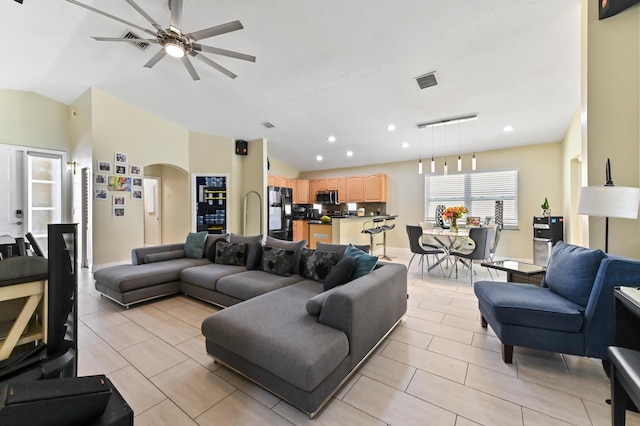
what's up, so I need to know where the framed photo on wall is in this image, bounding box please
[113,195,126,206]
[95,189,108,200]
[132,177,143,187]
[113,207,125,217]
[130,165,141,175]
[97,161,112,173]
[115,164,127,175]
[132,190,143,200]
[115,152,127,163]
[94,174,107,185]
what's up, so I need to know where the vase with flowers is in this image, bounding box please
[442,206,468,232]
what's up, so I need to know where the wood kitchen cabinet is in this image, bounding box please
[363,173,387,202]
[293,220,304,241]
[337,177,347,203]
[309,180,317,202]
[296,179,310,204]
[267,175,276,186]
[326,178,338,190]
[316,179,327,192]
[275,175,288,188]
[346,176,364,202]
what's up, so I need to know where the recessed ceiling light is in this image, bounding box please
[386,124,396,132]
[401,142,410,148]
[316,155,323,161]
[327,136,336,143]
[346,151,354,157]
[503,125,515,132]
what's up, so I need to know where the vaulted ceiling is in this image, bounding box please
[2,0,581,171]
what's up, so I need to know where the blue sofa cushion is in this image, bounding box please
[474,281,585,332]
[544,241,606,306]
[344,244,377,280]
[184,231,208,259]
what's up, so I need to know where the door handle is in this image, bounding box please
[13,222,22,225]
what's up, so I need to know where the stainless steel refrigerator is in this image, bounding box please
[267,186,293,241]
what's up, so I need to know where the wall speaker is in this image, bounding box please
[235,140,248,156]
[600,0,640,19]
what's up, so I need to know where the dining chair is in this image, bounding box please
[484,224,502,278]
[449,227,494,285]
[406,225,446,278]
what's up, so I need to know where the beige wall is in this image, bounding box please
[582,0,640,257]
[268,156,300,178]
[241,139,268,236]
[299,143,563,260]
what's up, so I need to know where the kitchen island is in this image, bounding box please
[330,215,395,249]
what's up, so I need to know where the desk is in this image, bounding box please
[610,287,640,425]
[422,228,474,272]
[481,260,546,285]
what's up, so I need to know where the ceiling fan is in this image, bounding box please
[66,0,256,80]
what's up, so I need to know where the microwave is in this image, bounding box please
[316,190,339,204]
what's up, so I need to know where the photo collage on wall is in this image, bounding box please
[94,152,143,218]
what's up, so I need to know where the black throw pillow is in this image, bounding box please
[261,246,296,277]
[207,237,231,262]
[299,248,339,283]
[323,256,356,291]
[214,241,247,266]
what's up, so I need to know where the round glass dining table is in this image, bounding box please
[422,227,476,273]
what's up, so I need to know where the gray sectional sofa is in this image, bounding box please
[93,235,408,418]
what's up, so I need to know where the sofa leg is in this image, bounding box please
[480,315,487,328]
[502,344,513,364]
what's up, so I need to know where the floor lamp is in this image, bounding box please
[576,159,640,253]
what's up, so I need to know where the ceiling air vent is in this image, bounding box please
[122,31,150,51]
[261,122,275,129]
[415,72,438,90]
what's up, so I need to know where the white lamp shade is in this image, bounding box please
[577,186,640,219]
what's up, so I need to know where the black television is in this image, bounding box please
[599,0,640,19]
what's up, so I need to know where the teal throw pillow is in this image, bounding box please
[184,231,208,259]
[344,244,377,280]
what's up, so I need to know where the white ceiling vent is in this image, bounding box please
[122,31,150,51]
[262,122,275,129]
[415,72,438,90]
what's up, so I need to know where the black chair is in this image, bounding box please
[450,227,494,285]
[406,225,445,278]
[25,233,44,257]
[362,218,384,255]
[377,215,397,260]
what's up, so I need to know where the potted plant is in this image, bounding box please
[541,197,551,216]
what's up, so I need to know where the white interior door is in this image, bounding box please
[0,148,24,238]
[144,177,162,246]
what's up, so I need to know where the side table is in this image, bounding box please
[480,260,546,285]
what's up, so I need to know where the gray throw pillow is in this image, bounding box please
[214,241,247,266]
[323,256,355,290]
[300,248,339,283]
[184,231,208,259]
[143,250,185,264]
[265,236,306,274]
[230,233,263,269]
[316,242,371,259]
[261,246,296,277]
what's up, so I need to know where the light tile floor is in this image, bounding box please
[76,249,640,425]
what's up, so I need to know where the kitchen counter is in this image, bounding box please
[330,215,397,247]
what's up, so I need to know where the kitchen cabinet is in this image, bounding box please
[364,174,387,202]
[267,175,276,187]
[293,220,304,241]
[309,223,332,249]
[296,179,310,204]
[275,175,288,188]
[337,177,347,203]
[327,178,338,190]
[316,179,327,192]
[346,176,364,202]
[309,180,317,203]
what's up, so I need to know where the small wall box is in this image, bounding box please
[235,140,248,156]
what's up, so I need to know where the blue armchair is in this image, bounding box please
[474,241,640,363]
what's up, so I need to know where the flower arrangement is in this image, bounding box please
[442,206,468,220]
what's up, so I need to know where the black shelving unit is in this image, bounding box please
[195,176,227,234]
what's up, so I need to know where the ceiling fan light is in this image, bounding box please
[165,41,185,58]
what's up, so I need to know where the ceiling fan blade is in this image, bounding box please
[170,0,183,32]
[93,37,159,44]
[181,56,200,81]
[187,21,243,42]
[144,49,167,68]
[125,0,163,31]
[193,44,256,62]
[190,51,237,79]
[65,0,156,37]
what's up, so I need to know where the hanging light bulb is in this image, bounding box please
[472,153,477,171]
[418,159,423,174]
[457,155,462,172]
[444,159,448,176]
[457,122,462,171]
[418,128,423,174]
[431,156,435,173]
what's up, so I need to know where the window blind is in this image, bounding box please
[425,169,519,228]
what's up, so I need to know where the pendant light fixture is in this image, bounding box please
[472,119,477,171]
[418,128,423,174]
[457,122,462,172]
[430,126,435,173]
[443,126,448,176]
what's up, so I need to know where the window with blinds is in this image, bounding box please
[425,169,519,228]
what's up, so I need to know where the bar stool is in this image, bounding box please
[377,215,397,260]
[362,218,384,256]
